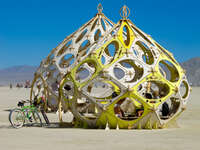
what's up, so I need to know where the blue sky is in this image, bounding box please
[0,0,200,69]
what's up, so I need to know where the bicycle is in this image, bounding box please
[9,99,42,128]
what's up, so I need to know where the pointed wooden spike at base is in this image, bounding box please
[116,123,119,130]
[105,122,110,131]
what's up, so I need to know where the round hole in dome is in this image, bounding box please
[114,67,125,80]
[85,80,117,99]
[76,29,88,43]
[76,68,90,81]
[120,61,132,69]
[158,97,181,120]
[123,25,130,46]
[31,77,46,99]
[104,41,119,57]
[49,65,56,71]
[117,59,144,83]
[135,41,154,65]
[94,29,102,41]
[180,80,189,99]
[75,96,99,120]
[59,54,75,68]
[138,81,170,100]
[57,40,72,57]
[91,19,98,31]
[75,62,96,83]
[101,55,106,65]
[114,98,144,121]
[63,81,74,100]
[159,60,179,82]
[79,40,90,53]
[101,18,106,31]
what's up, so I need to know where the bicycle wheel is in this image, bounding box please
[9,108,25,129]
[32,111,42,127]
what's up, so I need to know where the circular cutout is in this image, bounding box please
[101,18,106,31]
[63,81,74,100]
[104,41,119,57]
[76,29,88,43]
[135,41,154,65]
[159,60,179,82]
[87,81,114,99]
[114,98,144,121]
[59,54,75,68]
[31,77,46,100]
[91,19,98,31]
[114,59,144,83]
[84,79,120,100]
[75,62,96,83]
[158,97,181,120]
[76,68,90,81]
[75,95,100,120]
[179,80,189,99]
[79,40,90,51]
[101,55,106,65]
[114,67,125,80]
[94,29,102,41]
[78,40,91,57]
[123,25,130,46]
[57,40,72,57]
[138,81,170,100]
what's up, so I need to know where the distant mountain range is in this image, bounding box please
[0,65,37,86]
[181,57,200,86]
[0,57,199,86]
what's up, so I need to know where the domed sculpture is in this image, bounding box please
[31,4,191,129]
[30,4,115,111]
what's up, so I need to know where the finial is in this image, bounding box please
[97,3,103,14]
[120,5,130,19]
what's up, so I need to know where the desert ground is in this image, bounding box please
[0,86,200,150]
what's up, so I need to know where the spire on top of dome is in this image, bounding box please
[120,5,130,19]
[97,3,103,14]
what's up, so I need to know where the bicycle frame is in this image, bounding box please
[20,105,38,120]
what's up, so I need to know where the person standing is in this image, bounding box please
[9,83,12,89]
